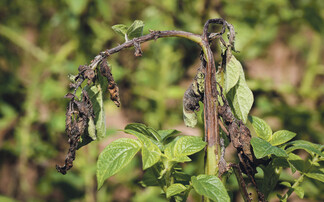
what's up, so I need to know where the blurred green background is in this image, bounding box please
[0,0,323,201]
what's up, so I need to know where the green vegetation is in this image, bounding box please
[0,0,323,201]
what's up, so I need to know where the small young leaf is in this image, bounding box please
[125,129,161,170]
[127,20,144,39]
[225,55,240,93]
[173,136,206,157]
[191,175,230,202]
[248,116,272,141]
[166,183,187,198]
[97,138,141,189]
[125,123,161,142]
[164,138,192,163]
[112,24,128,36]
[270,130,296,146]
[251,137,288,159]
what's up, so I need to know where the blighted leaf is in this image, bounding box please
[183,109,197,128]
[87,117,96,140]
[248,116,272,141]
[127,20,144,39]
[97,138,141,189]
[270,130,296,146]
[251,137,288,159]
[112,24,128,37]
[191,175,230,202]
[125,129,161,169]
[166,183,187,198]
[225,55,240,93]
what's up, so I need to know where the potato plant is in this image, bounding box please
[57,19,324,202]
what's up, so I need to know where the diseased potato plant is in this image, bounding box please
[57,19,324,201]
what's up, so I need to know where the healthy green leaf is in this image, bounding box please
[127,20,144,39]
[305,171,324,182]
[231,73,254,124]
[111,24,128,36]
[174,136,206,157]
[288,153,305,173]
[294,186,304,199]
[141,168,160,187]
[270,130,296,146]
[164,138,192,163]
[280,181,291,187]
[251,137,288,159]
[166,183,187,198]
[284,140,324,157]
[225,55,240,93]
[125,129,161,169]
[85,84,106,140]
[158,129,181,142]
[260,163,280,198]
[191,175,230,202]
[97,138,141,189]
[125,123,161,142]
[248,116,272,141]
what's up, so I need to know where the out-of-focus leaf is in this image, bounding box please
[191,175,230,202]
[294,186,304,199]
[158,129,181,143]
[284,140,324,157]
[97,138,141,189]
[251,137,288,159]
[248,116,272,141]
[270,130,296,146]
[125,129,161,170]
[305,171,324,183]
[66,0,88,15]
[166,183,187,198]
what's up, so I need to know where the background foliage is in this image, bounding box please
[0,0,323,201]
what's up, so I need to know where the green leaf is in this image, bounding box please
[174,136,206,157]
[127,20,144,39]
[248,116,272,141]
[288,153,305,173]
[85,84,106,140]
[111,24,128,36]
[294,186,304,199]
[97,138,141,189]
[125,129,161,170]
[259,163,280,198]
[164,138,191,163]
[284,140,324,157]
[125,123,161,142]
[251,137,288,159]
[305,171,324,183]
[270,130,296,146]
[158,129,181,143]
[141,168,160,187]
[191,175,230,202]
[225,55,240,93]
[231,71,254,124]
[166,183,187,198]
[280,181,291,187]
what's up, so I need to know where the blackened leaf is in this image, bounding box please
[97,138,141,189]
[191,175,230,202]
[127,20,144,39]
